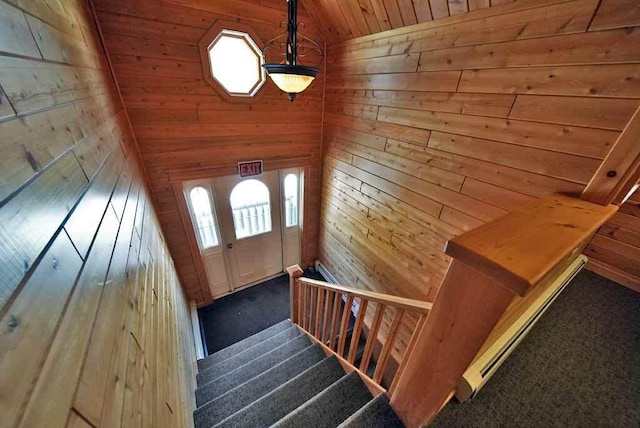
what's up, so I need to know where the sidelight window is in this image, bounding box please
[284,174,298,227]
[189,186,219,249]
[230,179,272,239]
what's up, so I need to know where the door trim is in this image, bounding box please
[175,161,311,306]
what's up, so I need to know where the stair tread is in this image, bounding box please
[196,334,312,403]
[193,344,326,426]
[272,371,373,428]
[338,393,404,428]
[197,326,301,381]
[212,355,345,428]
[197,319,292,371]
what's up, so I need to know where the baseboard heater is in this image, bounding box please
[455,255,588,402]
[315,261,360,314]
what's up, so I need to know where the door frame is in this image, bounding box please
[174,160,309,305]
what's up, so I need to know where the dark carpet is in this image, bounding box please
[198,268,325,354]
[432,270,640,428]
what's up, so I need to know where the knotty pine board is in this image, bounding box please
[0,1,197,427]
[302,0,515,43]
[585,196,640,292]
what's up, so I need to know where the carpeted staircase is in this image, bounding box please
[193,319,404,427]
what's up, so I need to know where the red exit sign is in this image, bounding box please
[238,160,263,178]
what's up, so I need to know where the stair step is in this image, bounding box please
[193,344,326,427]
[272,371,373,428]
[212,355,345,428]
[197,319,292,371]
[196,334,312,402]
[338,394,404,428]
[197,326,301,381]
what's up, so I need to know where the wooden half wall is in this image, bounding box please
[0,1,197,427]
[318,0,640,306]
[585,194,640,292]
[92,0,326,306]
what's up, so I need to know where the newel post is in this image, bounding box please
[390,260,518,427]
[389,194,617,427]
[286,265,304,325]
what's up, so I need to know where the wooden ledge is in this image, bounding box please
[444,193,617,296]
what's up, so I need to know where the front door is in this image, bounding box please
[213,171,284,288]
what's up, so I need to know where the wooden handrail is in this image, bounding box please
[445,193,618,296]
[287,266,431,401]
[298,277,433,314]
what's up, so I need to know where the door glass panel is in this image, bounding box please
[230,179,272,239]
[284,173,298,227]
[189,186,219,249]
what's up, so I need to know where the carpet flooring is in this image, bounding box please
[432,270,640,427]
[193,319,405,428]
[198,268,325,354]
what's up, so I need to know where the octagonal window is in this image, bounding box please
[207,30,265,97]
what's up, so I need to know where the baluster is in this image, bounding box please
[263,203,268,231]
[261,204,266,231]
[266,203,271,230]
[373,308,404,383]
[347,299,368,364]
[314,288,324,338]
[309,286,317,334]
[329,292,341,350]
[360,303,385,374]
[389,314,426,396]
[301,282,308,330]
[322,290,332,344]
[296,279,304,325]
[337,295,355,357]
[251,206,257,234]
[305,285,312,331]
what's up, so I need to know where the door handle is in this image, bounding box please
[226,243,233,249]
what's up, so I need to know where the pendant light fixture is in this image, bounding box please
[263,0,322,101]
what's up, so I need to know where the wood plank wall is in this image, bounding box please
[585,194,640,292]
[93,0,325,306]
[0,1,197,426]
[318,0,640,353]
[303,0,516,43]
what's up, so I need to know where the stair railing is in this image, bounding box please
[286,266,432,394]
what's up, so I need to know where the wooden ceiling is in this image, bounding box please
[302,0,515,43]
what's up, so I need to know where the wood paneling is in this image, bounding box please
[94,0,325,305]
[586,195,640,292]
[303,0,516,43]
[318,0,640,357]
[0,1,197,427]
[581,107,640,205]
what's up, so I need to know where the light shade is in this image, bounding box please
[269,73,314,93]
[263,64,319,100]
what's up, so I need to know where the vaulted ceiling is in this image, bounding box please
[302,0,515,44]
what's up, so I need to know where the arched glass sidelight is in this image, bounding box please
[284,174,298,227]
[189,186,219,249]
[230,179,271,239]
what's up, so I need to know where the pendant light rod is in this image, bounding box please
[287,0,297,67]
